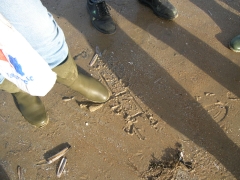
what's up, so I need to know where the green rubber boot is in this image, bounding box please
[0,79,49,127]
[53,54,110,103]
[12,91,49,128]
[229,35,240,52]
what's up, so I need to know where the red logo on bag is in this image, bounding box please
[0,49,8,62]
[0,49,24,76]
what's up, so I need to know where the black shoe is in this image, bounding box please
[138,0,178,20]
[87,0,116,34]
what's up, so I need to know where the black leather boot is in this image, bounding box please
[87,0,116,34]
[138,0,178,20]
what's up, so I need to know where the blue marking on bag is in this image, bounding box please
[8,55,25,76]
[7,73,33,84]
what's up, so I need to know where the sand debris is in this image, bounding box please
[123,121,134,135]
[141,149,193,179]
[88,104,104,112]
[79,102,104,112]
[227,92,240,101]
[57,156,67,178]
[17,165,22,180]
[36,145,71,165]
[195,96,201,101]
[89,53,99,66]
[46,145,70,164]
[204,92,215,96]
[62,96,75,102]
[133,124,145,140]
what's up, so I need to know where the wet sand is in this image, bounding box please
[0,0,240,179]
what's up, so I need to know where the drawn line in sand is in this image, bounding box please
[99,72,112,96]
[123,122,145,140]
[204,102,228,123]
[114,89,128,97]
[133,124,145,140]
[127,88,144,113]
[227,92,240,101]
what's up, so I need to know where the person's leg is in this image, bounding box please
[138,0,178,20]
[0,0,110,127]
[0,0,110,102]
[0,0,61,127]
[87,0,116,34]
[0,0,68,69]
[0,79,48,128]
[0,0,110,98]
[229,35,240,52]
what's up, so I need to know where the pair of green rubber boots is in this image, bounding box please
[229,35,240,52]
[11,54,110,128]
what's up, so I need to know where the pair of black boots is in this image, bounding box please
[87,0,178,34]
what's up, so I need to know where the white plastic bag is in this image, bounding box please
[0,14,56,96]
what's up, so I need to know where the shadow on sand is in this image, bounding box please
[42,0,240,178]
